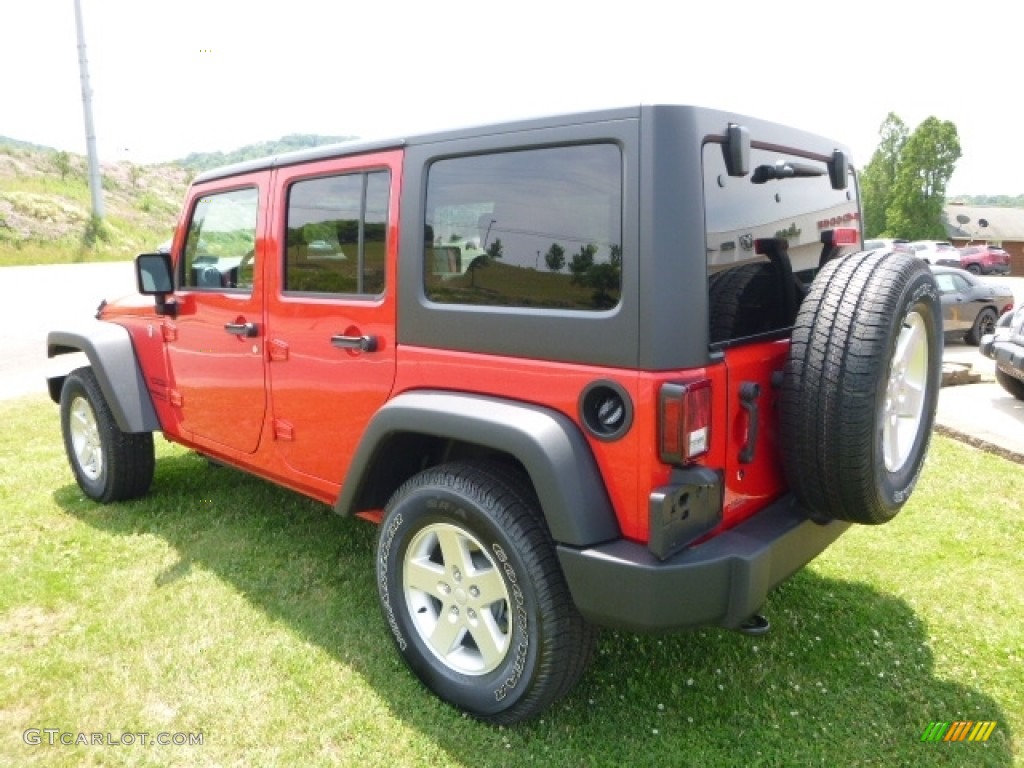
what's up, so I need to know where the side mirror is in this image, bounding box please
[829,149,849,191]
[136,252,177,316]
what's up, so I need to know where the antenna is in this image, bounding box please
[74,0,105,219]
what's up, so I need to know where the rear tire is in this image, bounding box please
[966,264,982,275]
[965,308,997,346]
[995,367,1024,401]
[780,252,942,524]
[59,367,155,502]
[376,461,596,724]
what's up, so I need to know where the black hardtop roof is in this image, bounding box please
[191,104,852,184]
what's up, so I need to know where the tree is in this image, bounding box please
[859,113,908,237]
[544,242,565,272]
[885,117,961,240]
[569,244,596,285]
[53,150,71,182]
[467,237,502,287]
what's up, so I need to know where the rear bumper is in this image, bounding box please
[557,495,849,631]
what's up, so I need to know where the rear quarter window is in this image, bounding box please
[423,144,623,311]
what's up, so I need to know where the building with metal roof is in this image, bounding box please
[944,204,1024,274]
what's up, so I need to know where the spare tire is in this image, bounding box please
[780,251,942,524]
[708,262,805,343]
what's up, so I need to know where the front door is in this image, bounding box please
[265,152,400,490]
[163,176,269,453]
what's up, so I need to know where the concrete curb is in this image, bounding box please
[934,424,1024,466]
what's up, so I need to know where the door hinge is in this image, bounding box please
[273,419,294,441]
[268,338,289,362]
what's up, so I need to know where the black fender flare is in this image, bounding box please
[47,323,160,434]
[334,391,621,548]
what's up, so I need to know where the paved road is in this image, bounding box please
[937,276,1024,460]
[0,261,137,400]
[1,263,1021,459]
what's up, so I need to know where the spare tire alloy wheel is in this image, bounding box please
[376,461,595,724]
[780,251,942,525]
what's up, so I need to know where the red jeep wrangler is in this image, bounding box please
[47,105,942,724]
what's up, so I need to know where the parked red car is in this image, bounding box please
[938,245,1012,275]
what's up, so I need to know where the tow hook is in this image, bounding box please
[737,614,770,636]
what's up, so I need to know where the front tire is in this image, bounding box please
[995,367,1024,401]
[60,367,154,502]
[780,252,942,524]
[965,308,997,346]
[376,461,595,724]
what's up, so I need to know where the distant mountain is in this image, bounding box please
[176,133,356,171]
[949,194,1024,208]
[0,135,58,153]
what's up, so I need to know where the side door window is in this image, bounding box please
[284,172,388,296]
[182,188,259,291]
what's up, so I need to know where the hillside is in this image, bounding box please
[0,134,360,266]
[176,133,355,171]
[0,146,189,265]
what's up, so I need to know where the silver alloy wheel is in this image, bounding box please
[69,396,103,481]
[883,311,929,472]
[403,522,511,675]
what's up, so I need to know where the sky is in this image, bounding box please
[3,0,1021,196]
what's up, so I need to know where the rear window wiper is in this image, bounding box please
[751,161,824,184]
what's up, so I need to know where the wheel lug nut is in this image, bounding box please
[469,586,480,598]
[452,567,462,582]
[439,582,451,594]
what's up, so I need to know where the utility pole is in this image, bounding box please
[74,0,104,219]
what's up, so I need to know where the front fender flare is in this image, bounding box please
[47,322,160,433]
[335,391,621,548]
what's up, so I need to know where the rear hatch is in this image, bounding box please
[702,140,861,525]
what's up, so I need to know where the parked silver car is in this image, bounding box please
[931,265,1015,345]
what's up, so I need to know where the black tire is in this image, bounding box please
[376,461,596,724]
[780,251,942,525]
[965,307,997,346]
[59,367,155,502]
[966,263,982,275]
[995,367,1024,401]
[708,263,802,343]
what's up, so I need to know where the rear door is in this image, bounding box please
[163,177,268,453]
[265,151,400,489]
[703,141,861,522]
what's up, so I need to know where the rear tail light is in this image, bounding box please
[659,379,711,464]
[828,227,860,246]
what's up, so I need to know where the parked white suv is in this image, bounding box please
[908,240,958,263]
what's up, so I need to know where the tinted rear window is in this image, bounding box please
[704,144,859,344]
[423,144,623,311]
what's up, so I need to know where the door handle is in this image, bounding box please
[331,334,378,352]
[224,321,259,337]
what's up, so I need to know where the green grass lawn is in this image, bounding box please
[1,394,1019,767]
